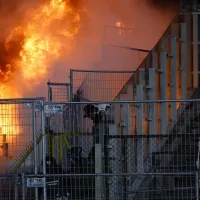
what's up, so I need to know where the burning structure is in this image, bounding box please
[0,0,200,200]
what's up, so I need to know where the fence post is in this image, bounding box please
[69,69,73,101]
[95,144,102,200]
[32,102,38,200]
[69,69,73,132]
[41,101,47,200]
[180,23,187,99]
[22,173,25,200]
[14,175,18,200]
[160,52,168,135]
[170,37,177,122]
[47,81,52,102]
[196,171,199,200]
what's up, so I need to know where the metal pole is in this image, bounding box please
[47,81,51,102]
[33,102,38,200]
[22,173,25,200]
[66,84,69,102]
[41,101,47,200]
[14,175,18,200]
[69,70,73,133]
[196,171,199,200]
[69,69,73,102]
[95,144,102,200]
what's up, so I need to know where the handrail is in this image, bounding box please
[8,130,43,173]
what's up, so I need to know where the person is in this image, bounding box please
[38,155,70,200]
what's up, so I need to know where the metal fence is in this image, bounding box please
[0,98,46,200]
[35,99,200,199]
[0,99,200,199]
[70,70,135,101]
[47,81,70,102]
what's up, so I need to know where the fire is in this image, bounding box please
[0,0,81,149]
[19,0,81,80]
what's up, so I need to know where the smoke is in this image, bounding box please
[47,0,180,73]
[0,0,180,98]
[25,0,181,97]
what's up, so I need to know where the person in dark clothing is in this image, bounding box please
[66,146,88,199]
[38,155,70,200]
[84,146,95,200]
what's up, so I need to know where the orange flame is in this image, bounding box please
[19,0,80,80]
[0,0,81,147]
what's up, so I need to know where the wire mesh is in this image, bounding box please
[0,175,20,200]
[70,70,135,101]
[0,99,43,174]
[22,172,197,200]
[0,98,199,199]
[5,100,44,175]
[38,99,200,200]
[47,82,70,102]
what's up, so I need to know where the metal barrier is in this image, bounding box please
[47,81,70,102]
[37,99,200,199]
[69,70,135,101]
[0,98,46,200]
[23,172,197,200]
[0,174,20,200]
[0,99,200,199]
[0,98,44,174]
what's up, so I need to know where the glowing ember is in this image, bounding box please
[116,21,122,28]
